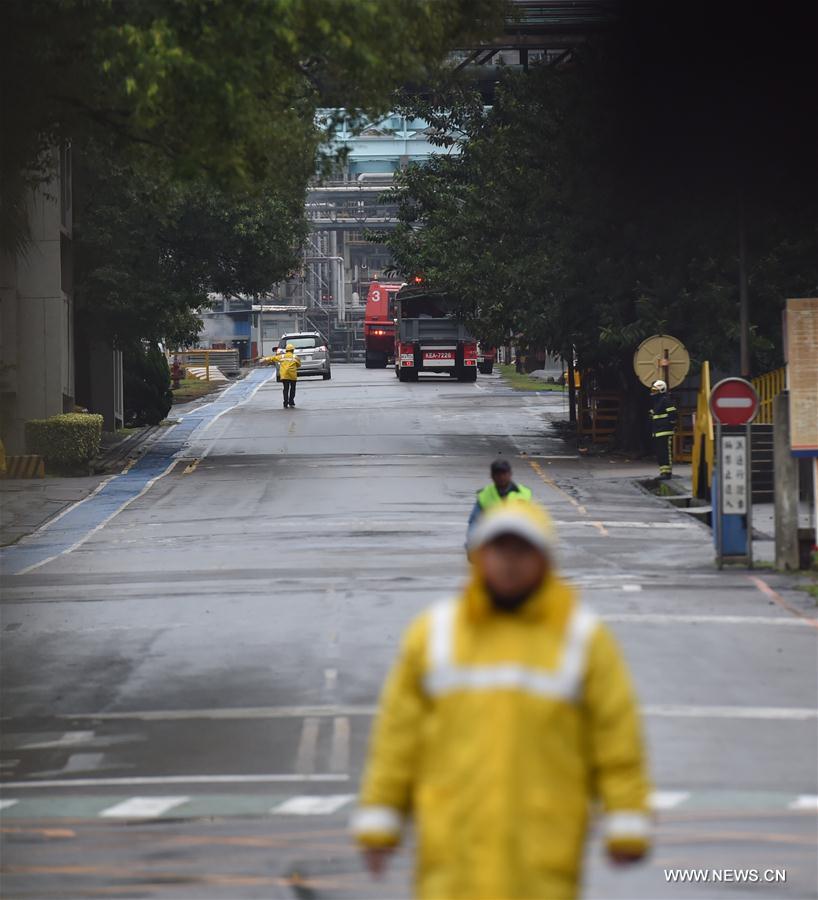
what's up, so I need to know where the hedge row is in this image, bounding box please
[25,413,104,471]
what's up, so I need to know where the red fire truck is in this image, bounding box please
[394,285,478,382]
[364,281,404,368]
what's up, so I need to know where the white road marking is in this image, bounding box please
[68,705,379,721]
[0,774,349,789]
[324,668,338,691]
[0,799,19,811]
[197,371,272,434]
[651,791,690,809]
[592,520,695,529]
[20,731,95,750]
[604,613,810,627]
[330,716,350,773]
[295,717,320,775]
[272,794,355,815]
[788,795,818,810]
[99,796,189,819]
[61,753,105,773]
[643,704,818,721]
[49,702,818,723]
[621,584,643,592]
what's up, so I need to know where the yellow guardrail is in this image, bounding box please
[691,361,714,498]
[752,366,786,425]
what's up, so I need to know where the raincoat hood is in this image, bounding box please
[467,500,557,558]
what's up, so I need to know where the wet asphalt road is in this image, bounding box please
[1,365,816,900]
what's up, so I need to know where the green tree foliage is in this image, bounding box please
[123,344,173,427]
[73,140,308,349]
[1,0,504,249]
[382,43,817,385]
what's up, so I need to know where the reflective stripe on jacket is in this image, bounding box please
[650,395,677,437]
[476,481,532,510]
[352,576,652,899]
[274,351,301,380]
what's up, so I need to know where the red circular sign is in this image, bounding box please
[709,377,760,426]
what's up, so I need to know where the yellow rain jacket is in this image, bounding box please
[353,508,651,900]
[270,348,301,380]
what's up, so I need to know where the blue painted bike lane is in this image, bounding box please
[0,369,271,577]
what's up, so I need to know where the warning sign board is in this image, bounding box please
[720,435,748,514]
[786,298,818,457]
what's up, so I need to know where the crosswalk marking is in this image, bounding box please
[99,796,190,818]
[0,789,812,821]
[330,717,350,773]
[295,717,320,775]
[651,791,690,809]
[19,731,95,750]
[788,794,818,810]
[272,795,355,815]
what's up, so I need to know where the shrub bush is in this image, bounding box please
[124,344,173,426]
[25,413,104,473]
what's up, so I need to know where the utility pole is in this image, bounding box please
[738,192,751,377]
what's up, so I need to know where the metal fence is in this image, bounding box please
[752,366,786,425]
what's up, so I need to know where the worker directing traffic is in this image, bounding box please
[266,344,301,408]
[353,501,652,899]
[467,458,531,542]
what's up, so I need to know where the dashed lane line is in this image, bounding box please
[527,459,587,514]
[0,791,814,821]
[651,791,691,810]
[98,796,189,818]
[271,795,355,816]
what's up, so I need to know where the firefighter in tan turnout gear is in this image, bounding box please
[352,502,652,900]
[650,379,678,480]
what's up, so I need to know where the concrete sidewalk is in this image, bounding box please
[0,384,237,549]
[0,475,108,547]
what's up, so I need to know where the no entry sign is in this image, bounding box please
[709,378,759,426]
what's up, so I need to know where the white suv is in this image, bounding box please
[276,332,331,380]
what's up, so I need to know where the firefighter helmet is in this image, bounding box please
[651,380,667,394]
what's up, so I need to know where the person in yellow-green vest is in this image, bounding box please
[466,457,532,543]
[352,501,652,900]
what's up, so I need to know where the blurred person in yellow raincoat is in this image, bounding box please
[352,501,651,899]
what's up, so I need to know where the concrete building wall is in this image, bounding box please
[0,151,74,453]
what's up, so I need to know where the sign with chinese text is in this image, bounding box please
[720,435,748,514]
[786,298,818,456]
